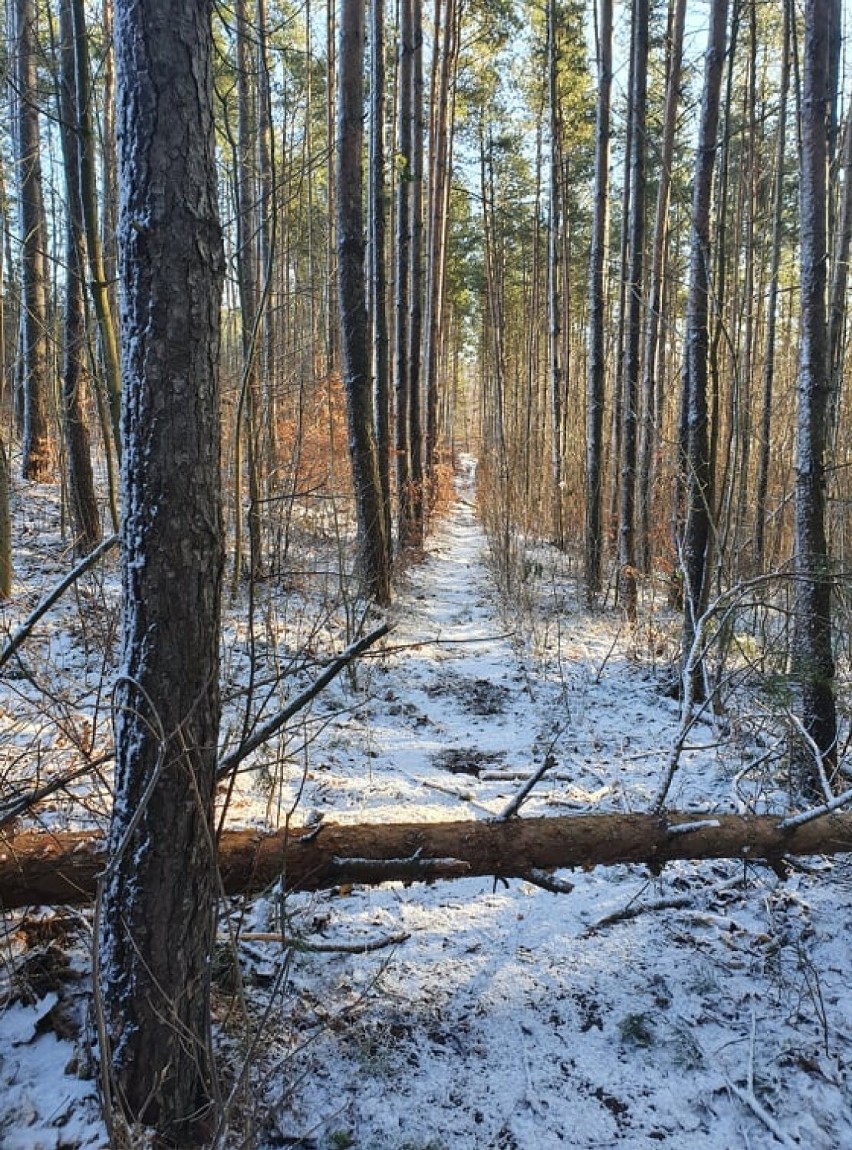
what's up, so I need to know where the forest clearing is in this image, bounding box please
[3,460,852,1149]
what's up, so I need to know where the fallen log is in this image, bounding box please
[3,811,852,910]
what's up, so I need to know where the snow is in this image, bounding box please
[3,460,852,1148]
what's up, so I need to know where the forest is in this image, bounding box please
[2,0,852,1146]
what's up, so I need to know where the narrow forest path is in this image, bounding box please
[3,464,852,1150]
[308,454,566,828]
[244,464,852,1150]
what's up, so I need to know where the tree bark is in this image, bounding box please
[396,0,415,546]
[58,0,102,556]
[547,0,564,549]
[584,0,612,603]
[7,811,852,910]
[71,0,122,463]
[100,2,224,1142]
[13,0,54,483]
[234,0,264,583]
[407,0,425,545]
[754,0,791,572]
[424,0,457,486]
[0,152,11,598]
[680,0,728,692]
[337,0,391,602]
[0,435,10,598]
[369,0,392,549]
[616,0,649,621]
[790,0,837,786]
[638,0,686,574]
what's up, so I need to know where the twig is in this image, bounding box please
[421,778,475,802]
[383,632,516,653]
[653,571,791,813]
[0,754,113,831]
[777,779,852,829]
[230,930,410,954]
[682,1016,799,1150]
[522,868,574,894]
[594,619,624,683]
[0,534,118,672]
[584,894,694,936]
[496,747,561,821]
[216,622,391,780]
[786,710,835,803]
[724,1077,798,1149]
[495,754,557,821]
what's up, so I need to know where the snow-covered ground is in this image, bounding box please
[3,459,852,1148]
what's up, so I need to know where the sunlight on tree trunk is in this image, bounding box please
[337,0,391,603]
[680,0,728,697]
[99,2,225,1142]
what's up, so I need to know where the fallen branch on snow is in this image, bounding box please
[216,622,391,780]
[0,534,118,673]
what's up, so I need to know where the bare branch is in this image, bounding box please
[0,534,118,672]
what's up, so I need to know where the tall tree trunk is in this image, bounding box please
[424,0,457,488]
[58,0,101,555]
[638,0,685,573]
[827,108,852,442]
[338,0,391,603]
[325,0,338,376]
[0,434,9,598]
[790,0,838,788]
[607,9,635,562]
[13,0,54,482]
[408,0,425,545]
[71,0,122,462]
[0,152,11,597]
[370,0,392,549]
[547,0,564,548]
[754,0,791,572]
[584,0,612,602]
[680,0,728,693]
[396,0,415,546]
[705,0,738,595]
[617,0,648,621]
[100,0,118,295]
[99,2,225,1141]
[234,0,263,582]
[479,122,511,579]
[722,0,758,579]
[256,0,279,477]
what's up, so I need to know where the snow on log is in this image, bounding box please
[3,811,852,910]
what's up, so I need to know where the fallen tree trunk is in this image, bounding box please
[3,811,852,910]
